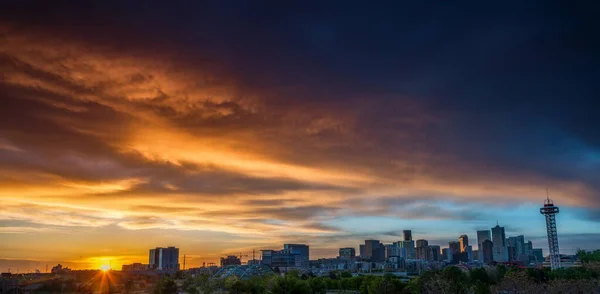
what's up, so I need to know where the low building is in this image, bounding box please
[122,263,149,271]
[221,255,242,267]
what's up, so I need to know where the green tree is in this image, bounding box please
[153,276,178,294]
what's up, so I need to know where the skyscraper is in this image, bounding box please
[492,224,508,262]
[481,240,493,263]
[477,230,491,261]
[540,196,561,270]
[403,230,412,241]
[449,241,460,263]
[416,239,429,260]
[427,245,441,262]
[507,235,525,256]
[400,240,415,259]
[459,235,469,252]
[364,240,385,262]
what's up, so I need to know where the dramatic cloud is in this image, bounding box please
[0,1,598,270]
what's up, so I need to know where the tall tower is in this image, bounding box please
[540,194,560,270]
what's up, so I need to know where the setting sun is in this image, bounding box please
[100,264,110,272]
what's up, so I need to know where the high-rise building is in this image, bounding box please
[525,241,533,254]
[507,235,525,256]
[442,248,452,262]
[403,230,413,241]
[477,230,491,261]
[532,248,544,263]
[540,196,561,270]
[149,247,180,270]
[449,241,460,263]
[416,239,429,260]
[364,240,385,262]
[339,247,356,259]
[472,250,479,261]
[400,240,415,259]
[427,245,441,262]
[284,244,309,267]
[507,246,518,262]
[385,244,405,258]
[359,245,366,258]
[492,224,508,262]
[466,245,473,262]
[481,240,493,263]
[459,235,469,252]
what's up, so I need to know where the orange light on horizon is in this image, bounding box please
[100,264,110,272]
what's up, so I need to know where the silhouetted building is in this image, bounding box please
[525,241,533,254]
[459,235,469,252]
[416,239,429,260]
[359,245,366,258]
[149,247,180,270]
[284,244,309,267]
[449,241,461,263]
[400,240,415,259]
[261,249,301,268]
[363,240,385,262]
[477,230,491,261]
[339,247,356,259]
[507,246,518,262]
[481,239,494,263]
[122,263,149,271]
[428,245,441,262]
[492,224,508,262]
[442,248,452,262]
[385,244,405,258]
[508,235,525,256]
[220,255,241,267]
[403,230,412,241]
[473,250,479,261]
[532,248,544,263]
[466,245,473,262]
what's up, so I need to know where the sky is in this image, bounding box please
[0,1,599,272]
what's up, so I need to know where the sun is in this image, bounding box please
[100,264,110,272]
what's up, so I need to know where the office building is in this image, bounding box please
[442,248,452,262]
[220,255,241,267]
[507,246,518,262]
[339,247,356,259]
[466,245,473,262]
[149,247,180,270]
[400,240,415,259]
[492,224,508,262]
[525,241,533,254]
[261,249,301,268]
[459,235,469,252]
[363,240,385,262]
[359,245,366,258]
[416,239,429,260]
[403,230,412,241]
[481,240,494,263]
[428,245,441,262]
[477,230,491,261]
[472,250,479,261]
[507,235,525,256]
[385,244,405,258]
[532,249,544,263]
[449,241,461,263]
[284,244,309,267]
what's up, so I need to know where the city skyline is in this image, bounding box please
[1,2,599,273]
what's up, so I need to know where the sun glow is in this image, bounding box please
[100,264,110,272]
